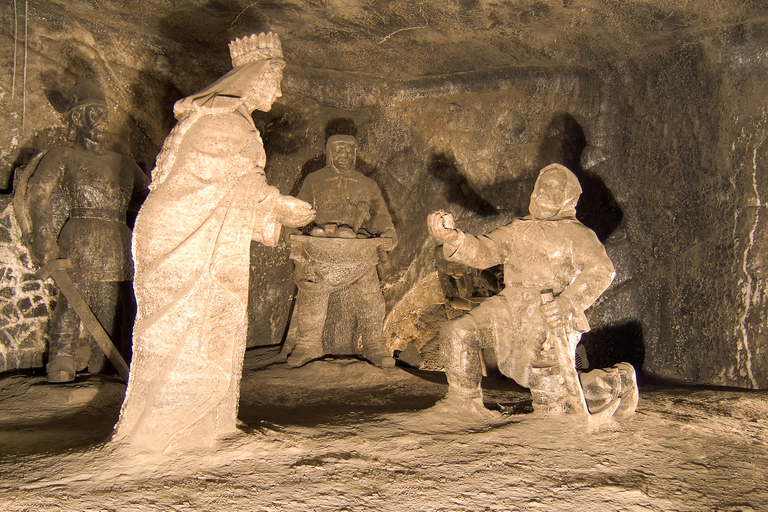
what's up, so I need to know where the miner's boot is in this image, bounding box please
[287,341,324,367]
[46,356,76,383]
[428,384,500,420]
[46,331,77,383]
[614,362,639,417]
[362,341,395,368]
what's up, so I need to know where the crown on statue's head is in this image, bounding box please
[229,32,283,68]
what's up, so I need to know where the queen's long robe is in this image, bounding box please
[112,106,280,452]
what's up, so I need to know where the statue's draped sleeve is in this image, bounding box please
[443,227,508,270]
[557,223,615,324]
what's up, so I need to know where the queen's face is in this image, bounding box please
[246,68,283,113]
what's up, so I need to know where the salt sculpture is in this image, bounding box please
[284,134,398,368]
[17,79,149,383]
[112,33,315,452]
[427,164,638,421]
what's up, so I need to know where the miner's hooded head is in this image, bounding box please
[326,134,357,174]
[528,163,582,220]
[66,79,109,150]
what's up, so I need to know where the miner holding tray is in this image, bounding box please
[285,134,398,368]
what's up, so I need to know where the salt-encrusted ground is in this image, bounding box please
[1,347,766,512]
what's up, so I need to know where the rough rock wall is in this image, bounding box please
[599,23,768,389]
[1,0,767,388]
[724,23,768,390]
[0,197,54,372]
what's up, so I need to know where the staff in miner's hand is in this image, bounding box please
[540,289,618,426]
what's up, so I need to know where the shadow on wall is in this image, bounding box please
[252,103,312,159]
[428,153,498,218]
[124,70,187,174]
[580,321,646,372]
[420,112,625,236]
[539,112,623,243]
[3,85,73,193]
[158,0,275,75]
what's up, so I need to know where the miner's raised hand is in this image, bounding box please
[427,210,459,245]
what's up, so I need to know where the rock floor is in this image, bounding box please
[1,347,766,512]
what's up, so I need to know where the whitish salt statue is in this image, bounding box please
[18,79,149,383]
[283,134,398,368]
[112,32,315,452]
[427,164,638,421]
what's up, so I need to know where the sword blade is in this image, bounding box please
[48,268,130,382]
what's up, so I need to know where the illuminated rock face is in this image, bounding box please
[1,1,768,388]
[0,199,53,372]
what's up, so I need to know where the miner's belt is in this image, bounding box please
[70,208,125,223]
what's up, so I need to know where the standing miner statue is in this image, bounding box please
[284,134,398,368]
[18,78,149,383]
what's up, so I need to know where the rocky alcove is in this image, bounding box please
[1,1,767,510]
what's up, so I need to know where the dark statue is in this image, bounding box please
[284,134,398,368]
[21,79,149,383]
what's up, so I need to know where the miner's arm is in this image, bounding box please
[539,225,614,332]
[559,225,616,321]
[295,174,314,206]
[427,211,505,270]
[370,184,397,251]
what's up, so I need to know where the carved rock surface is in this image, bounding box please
[1,1,768,388]
[0,198,54,372]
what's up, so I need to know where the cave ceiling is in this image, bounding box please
[2,0,764,188]
[6,0,762,87]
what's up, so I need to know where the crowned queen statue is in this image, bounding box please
[112,32,315,453]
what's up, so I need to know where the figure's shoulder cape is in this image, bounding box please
[11,147,73,252]
[12,152,46,250]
